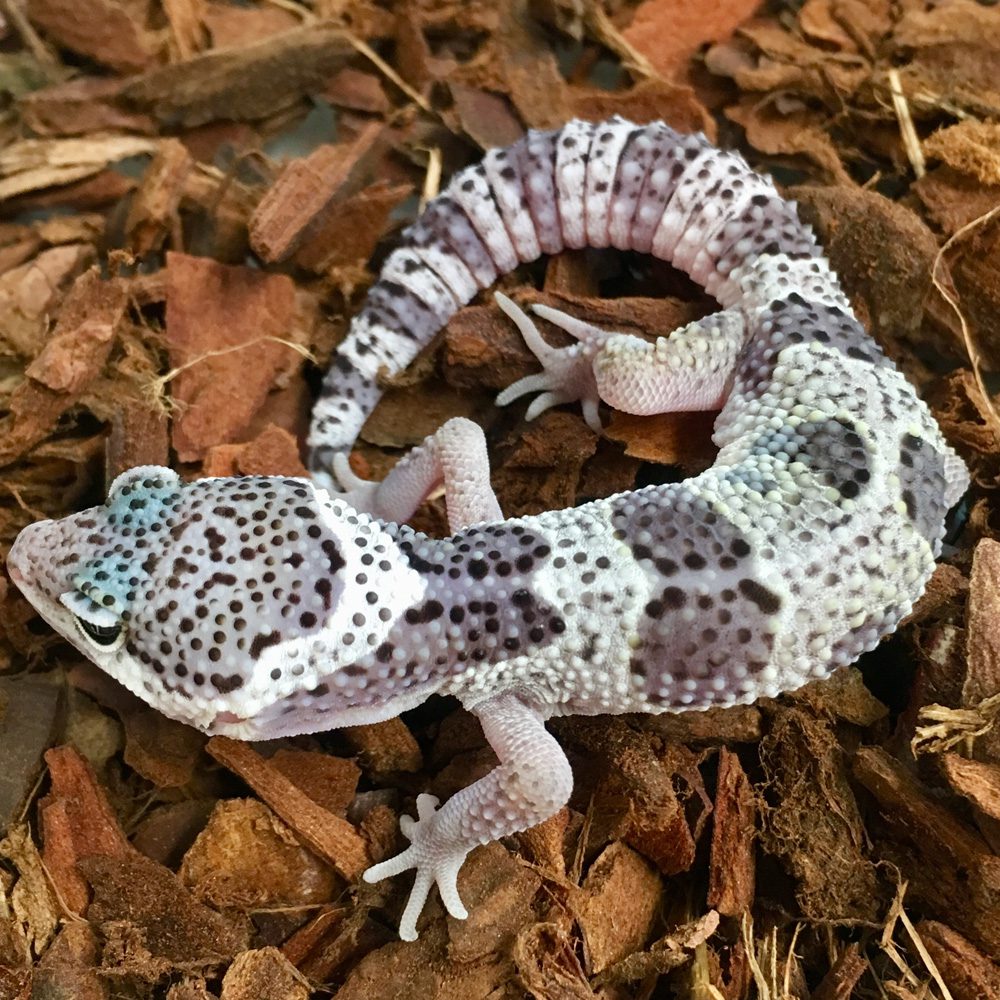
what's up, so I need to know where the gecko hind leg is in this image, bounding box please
[327,416,502,533]
[495,293,746,425]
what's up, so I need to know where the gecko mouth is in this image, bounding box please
[7,530,35,587]
[212,711,247,726]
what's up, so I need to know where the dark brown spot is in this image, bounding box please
[738,578,782,614]
[249,632,281,659]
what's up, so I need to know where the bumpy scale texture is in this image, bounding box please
[9,118,969,941]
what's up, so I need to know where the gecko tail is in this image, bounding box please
[308,118,818,485]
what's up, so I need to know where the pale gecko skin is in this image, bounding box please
[8,119,968,940]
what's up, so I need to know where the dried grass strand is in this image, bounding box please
[930,201,1000,436]
[911,690,1000,757]
[343,31,431,113]
[420,145,442,211]
[888,69,925,178]
[143,336,315,414]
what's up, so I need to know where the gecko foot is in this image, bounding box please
[495,292,612,433]
[362,792,471,941]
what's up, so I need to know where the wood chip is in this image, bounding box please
[180,798,341,909]
[560,717,707,876]
[791,666,889,727]
[121,706,206,789]
[853,745,1000,955]
[206,736,370,880]
[514,806,570,878]
[939,753,1000,822]
[39,745,137,916]
[0,677,62,831]
[270,748,361,816]
[201,424,308,479]
[123,23,352,127]
[31,924,104,1000]
[26,0,158,73]
[81,852,247,976]
[165,252,301,461]
[595,910,720,985]
[622,0,760,81]
[105,391,170,482]
[0,136,157,201]
[0,267,126,467]
[0,244,95,357]
[964,538,1000,705]
[219,947,310,1000]
[125,138,193,254]
[575,842,662,974]
[605,409,718,471]
[916,920,1000,1000]
[282,908,391,984]
[492,410,599,517]
[445,841,541,961]
[760,710,881,921]
[792,184,941,356]
[249,122,388,264]
[811,942,868,1000]
[19,75,155,137]
[163,0,208,62]
[707,748,755,916]
[294,179,413,274]
[0,823,60,957]
[342,718,423,777]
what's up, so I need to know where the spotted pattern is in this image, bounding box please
[6,118,972,946]
[11,117,967,737]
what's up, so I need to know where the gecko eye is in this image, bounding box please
[76,618,123,647]
[59,590,127,653]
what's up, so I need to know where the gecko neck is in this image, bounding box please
[379,519,547,690]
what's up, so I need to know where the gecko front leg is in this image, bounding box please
[363,691,573,940]
[327,416,502,532]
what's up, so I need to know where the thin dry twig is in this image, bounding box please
[783,923,804,998]
[582,1,659,80]
[887,69,925,179]
[0,0,60,66]
[343,31,431,113]
[930,201,1000,436]
[262,0,314,19]
[691,941,727,1000]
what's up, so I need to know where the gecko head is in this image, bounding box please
[8,466,426,736]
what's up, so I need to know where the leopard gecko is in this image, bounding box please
[8,118,968,941]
